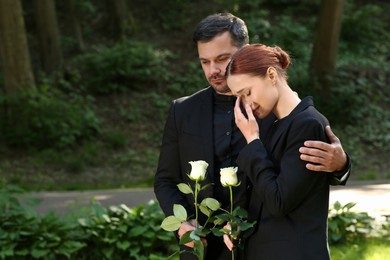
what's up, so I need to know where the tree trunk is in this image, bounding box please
[33,0,63,73]
[310,0,344,91]
[104,0,132,37]
[64,0,85,52]
[0,0,34,94]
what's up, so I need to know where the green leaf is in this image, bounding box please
[201,198,221,211]
[233,207,248,217]
[328,221,338,231]
[102,214,111,223]
[330,233,342,242]
[179,231,193,245]
[211,227,225,236]
[173,204,187,221]
[333,201,341,211]
[343,202,357,210]
[161,216,181,231]
[116,240,130,250]
[215,213,231,222]
[196,227,210,236]
[239,221,256,232]
[199,204,211,217]
[177,183,193,194]
[190,230,201,241]
[31,249,49,258]
[15,249,28,256]
[130,225,148,236]
[199,183,213,191]
[193,239,205,260]
[213,217,225,226]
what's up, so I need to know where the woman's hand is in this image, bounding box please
[178,219,207,248]
[222,222,241,251]
[234,96,259,144]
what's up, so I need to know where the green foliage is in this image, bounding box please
[102,130,128,149]
[0,83,100,150]
[328,201,376,245]
[0,185,86,259]
[149,0,194,31]
[167,61,208,96]
[76,39,173,94]
[327,71,390,154]
[1,0,389,190]
[77,202,176,259]
[2,185,390,259]
[340,2,389,59]
[0,185,177,259]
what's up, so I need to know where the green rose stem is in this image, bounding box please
[229,185,235,260]
[229,186,233,215]
[195,179,199,228]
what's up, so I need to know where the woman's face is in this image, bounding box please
[227,73,278,119]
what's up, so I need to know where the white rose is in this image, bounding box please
[188,160,209,181]
[220,167,239,187]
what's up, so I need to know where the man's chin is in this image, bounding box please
[211,84,232,95]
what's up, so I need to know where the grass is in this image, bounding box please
[330,238,390,260]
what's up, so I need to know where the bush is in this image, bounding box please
[0,185,177,259]
[328,201,376,245]
[0,185,86,259]
[0,83,101,149]
[76,39,172,94]
[2,185,389,259]
[76,202,177,259]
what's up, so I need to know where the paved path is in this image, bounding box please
[23,180,390,219]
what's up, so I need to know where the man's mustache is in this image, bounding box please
[208,75,225,81]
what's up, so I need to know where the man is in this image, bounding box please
[154,13,350,260]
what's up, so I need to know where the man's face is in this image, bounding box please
[197,31,238,95]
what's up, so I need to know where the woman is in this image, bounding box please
[225,44,331,259]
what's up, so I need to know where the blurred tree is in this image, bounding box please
[33,0,63,73]
[104,0,135,37]
[310,0,344,92]
[0,0,34,93]
[64,0,85,52]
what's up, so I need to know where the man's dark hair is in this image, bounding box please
[193,13,249,48]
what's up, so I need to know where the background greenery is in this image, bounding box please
[1,185,389,259]
[0,0,389,191]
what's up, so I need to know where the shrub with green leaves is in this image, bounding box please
[328,201,376,245]
[76,39,172,94]
[0,185,177,259]
[0,83,101,149]
[0,185,86,259]
[76,201,177,259]
[2,184,388,259]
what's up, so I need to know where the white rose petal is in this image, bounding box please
[220,167,239,187]
[188,160,209,181]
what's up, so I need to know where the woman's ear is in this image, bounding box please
[266,67,277,83]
